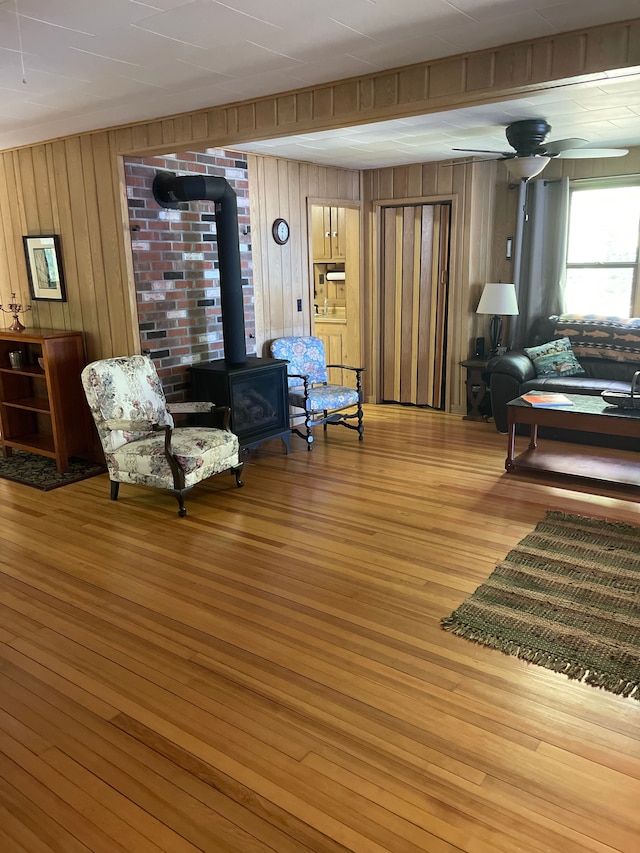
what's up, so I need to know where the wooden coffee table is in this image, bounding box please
[506,393,640,487]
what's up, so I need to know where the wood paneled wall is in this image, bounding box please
[490,163,521,289]
[0,136,139,364]
[0,18,637,379]
[246,156,360,358]
[0,139,360,367]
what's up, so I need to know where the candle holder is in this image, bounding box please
[0,292,32,332]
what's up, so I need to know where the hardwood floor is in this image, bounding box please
[1,404,639,853]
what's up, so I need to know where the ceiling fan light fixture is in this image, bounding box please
[451,118,628,174]
[505,156,550,181]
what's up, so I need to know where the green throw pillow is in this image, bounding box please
[524,337,585,378]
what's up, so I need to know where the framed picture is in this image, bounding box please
[23,234,67,302]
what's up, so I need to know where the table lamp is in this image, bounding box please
[476,282,519,356]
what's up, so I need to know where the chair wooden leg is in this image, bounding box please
[305,414,313,450]
[323,410,328,432]
[110,480,119,501]
[357,401,364,440]
[169,489,188,517]
[291,426,312,447]
[233,462,244,487]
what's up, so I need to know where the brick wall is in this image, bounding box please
[124,149,255,400]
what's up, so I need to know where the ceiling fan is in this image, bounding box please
[452,118,628,180]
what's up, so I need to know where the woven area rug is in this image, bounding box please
[442,510,640,700]
[0,449,105,491]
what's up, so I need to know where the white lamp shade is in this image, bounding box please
[476,282,519,316]
[504,156,550,181]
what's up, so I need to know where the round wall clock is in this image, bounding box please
[272,218,290,245]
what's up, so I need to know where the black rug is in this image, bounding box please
[0,450,106,491]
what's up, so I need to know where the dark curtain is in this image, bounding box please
[510,176,570,348]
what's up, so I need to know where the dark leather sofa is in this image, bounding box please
[488,314,640,447]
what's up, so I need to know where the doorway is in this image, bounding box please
[379,201,451,408]
[309,202,361,385]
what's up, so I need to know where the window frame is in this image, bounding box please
[565,177,640,317]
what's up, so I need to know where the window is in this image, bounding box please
[565,182,640,317]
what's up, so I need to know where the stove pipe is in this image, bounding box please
[152,170,247,366]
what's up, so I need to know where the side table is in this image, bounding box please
[460,358,491,421]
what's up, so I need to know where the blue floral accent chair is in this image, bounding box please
[81,355,243,516]
[270,336,365,450]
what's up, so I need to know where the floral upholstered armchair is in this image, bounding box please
[81,355,243,516]
[270,335,364,450]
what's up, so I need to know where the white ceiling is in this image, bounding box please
[1,0,640,166]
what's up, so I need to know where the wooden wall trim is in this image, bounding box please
[373,194,459,208]
[95,17,640,158]
[307,197,362,209]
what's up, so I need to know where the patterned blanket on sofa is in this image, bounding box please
[552,314,640,363]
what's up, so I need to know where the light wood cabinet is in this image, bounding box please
[314,320,348,386]
[0,329,92,472]
[313,207,361,386]
[311,205,346,260]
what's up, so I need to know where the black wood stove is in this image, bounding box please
[153,171,290,452]
[190,357,290,451]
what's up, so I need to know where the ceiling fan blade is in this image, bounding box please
[541,137,589,155]
[443,155,514,167]
[556,147,629,159]
[451,147,514,157]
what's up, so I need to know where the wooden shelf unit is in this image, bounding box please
[0,329,92,473]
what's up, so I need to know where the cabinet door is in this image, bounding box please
[331,206,346,260]
[314,323,346,386]
[311,205,332,260]
[312,205,347,261]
